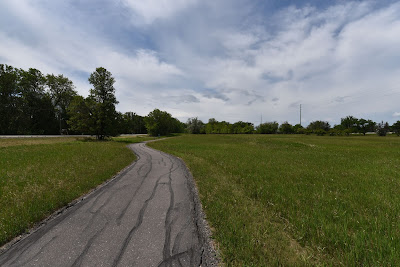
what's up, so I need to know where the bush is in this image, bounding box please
[279,121,294,134]
[376,121,390,137]
[186,117,205,134]
[304,129,312,135]
[344,129,352,136]
[256,122,279,134]
[296,127,305,134]
[328,129,338,136]
[392,121,400,136]
[145,109,182,136]
[307,120,331,132]
[315,129,326,136]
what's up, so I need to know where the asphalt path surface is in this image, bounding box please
[0,142,216,266]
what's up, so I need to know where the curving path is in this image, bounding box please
[0,143,214,266]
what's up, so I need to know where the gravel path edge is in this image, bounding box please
[173,154,221,266]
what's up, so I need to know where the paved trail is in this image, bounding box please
[0,143,212,266]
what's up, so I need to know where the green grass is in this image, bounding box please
[0,137,83,148]
[112,135,157,144]
[148,134,400,266]
[0,136,151,246]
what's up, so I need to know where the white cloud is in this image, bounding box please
[121,0,197,25]
[218,32,260,53]
[180,1,400,125]
[393,112,400,117]
[1,0,400,125]
[108,50,184,84]
[0,1,185,99]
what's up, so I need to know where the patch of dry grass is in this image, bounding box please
[0,137,80,148]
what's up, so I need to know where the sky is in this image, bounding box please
[1,0,400,126]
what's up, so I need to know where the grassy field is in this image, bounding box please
[148,134,400,266]
[0,135,154,247]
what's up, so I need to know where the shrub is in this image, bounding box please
[304,129,312,135]
[256,122,279,134]
[376,121,390,136]
[315,129,326,136]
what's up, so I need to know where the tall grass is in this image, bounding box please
[0,137,138,246]
[148,134,400,265]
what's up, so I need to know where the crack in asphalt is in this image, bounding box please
[111,160,172,266]
[158,248,192,267]
[162,155,175,265]
[72,221,108,267]
[12,235,58,267]
[116,147,153,226]
[83,192,113,234]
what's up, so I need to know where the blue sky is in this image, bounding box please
[1,0,400,126]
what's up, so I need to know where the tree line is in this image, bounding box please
[0,64,183,138]
[185,116,400,136]
[1,64,399,137]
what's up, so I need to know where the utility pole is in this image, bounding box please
[299,104,302,126]
[58,109,62,135]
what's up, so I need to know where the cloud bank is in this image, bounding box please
[1,0,399,125]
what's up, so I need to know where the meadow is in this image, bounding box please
[148,134,400,266]
[0,135,154,247]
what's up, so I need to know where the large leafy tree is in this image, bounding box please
[120,112,147,134]
[392,120,400,136]
[46,74,77,134]
[18,68,57,134]
[256,122,279,134]
[340,116,358,132]
[171,117,185,133]
[204,118,233,134]
[279,121,294,134]
[68,67,119,139]
[293,124,304,134]
[307,120,331,132]
[1,65,79,134]
[88,67,119,139]
[357,119,375,135]
[186,117,205,134]
[232,121,254,134]
[205,118,218,134]
[376,121,390,136]
[0,64,20,134]
[144,109,178,136]
[68,95,97,135]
